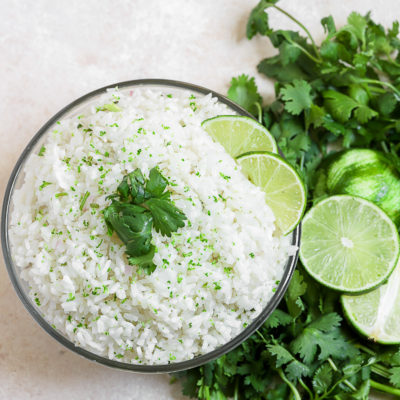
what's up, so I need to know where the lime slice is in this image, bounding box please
[237,151,306,235]
[299,195,399,293]
[342,260,400,344]
[202,115,277,158]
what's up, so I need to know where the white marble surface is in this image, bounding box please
[0,1,398,399]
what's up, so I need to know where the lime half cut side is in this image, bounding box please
[237,151,306,235]
[201,115,278,158]
[342,260,400,344]
[300,195,400,293]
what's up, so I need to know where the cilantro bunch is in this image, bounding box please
[176,269,400,399]
[236,0,400,195]
[103,167,186,274]
[175,1,400,398]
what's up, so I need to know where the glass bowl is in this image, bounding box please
[1,79,300,373]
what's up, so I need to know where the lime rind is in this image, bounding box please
[342,260,400,344]
[202,115,278,157]
[299,195,400,293]
[237,151,307,235]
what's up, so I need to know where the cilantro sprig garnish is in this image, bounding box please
[103,167,187,274]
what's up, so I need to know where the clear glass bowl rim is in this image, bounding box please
[1,78,300,373]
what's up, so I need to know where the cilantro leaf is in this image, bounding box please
[285,269,307,318]
[246,0,278,39]
[353,104,378,124]
[264,310,293,329]
[307,312,342,332]
[145,167,168,198]
[104,204,153,255]
[127,169,149,204]
[267,344,294,368]
[129,245,156,275]
[285,360,310,382]
[389,366,400,388]
[312,363,333,394]
[258,56,308,83]
[345,12,368,46]
[268,30,306,66]
[267,343,310,381]
[179,371,200,397]
[227,74,262,114]
[290,313,353,364]
[376,92,398,116]
[321,16,336,36]
[280,80,313,115]
[117,176,131,199]
[323,90,359,122]
[145,198,187,237]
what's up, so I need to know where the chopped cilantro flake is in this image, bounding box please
[79,191,90,211]
[39,181,52,191]
[38,146,46,156]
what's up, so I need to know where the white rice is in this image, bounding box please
[9,87,295,364]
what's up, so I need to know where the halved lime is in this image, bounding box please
[237,151,306,235]
[201,115,277,158]
[314,149,400,227]
[299,195,399,293]
[342,260,400,344]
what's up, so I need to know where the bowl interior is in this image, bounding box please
[2,79,300,373]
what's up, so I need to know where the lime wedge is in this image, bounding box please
[237,151,306,235]
[202,115,277,158]
[342,260,400,344]
[299,195,399,293]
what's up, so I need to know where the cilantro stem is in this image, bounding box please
[327,358,357,392]
[355,77,400,99]
[299,378,313,399]
[286,40,322,64]
[327,357,338,372]
[255,101,262,123]
[277,368,301,400]
[256,330,269,344]
[234,377,239,400]
[370,379,400,396]
[300,153,305,171]
[271,4,321,61]
[80,191,90,211]
[371,364,391,379]
[381,141,389,153]
[354,343,375,355]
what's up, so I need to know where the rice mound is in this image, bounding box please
[9,87,295,364]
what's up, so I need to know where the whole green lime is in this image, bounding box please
[314,149,400,226]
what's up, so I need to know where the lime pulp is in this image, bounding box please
[299,195,400,293]
[201,115,277,158]
[237,151,306,235]
[342,259,400,344]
